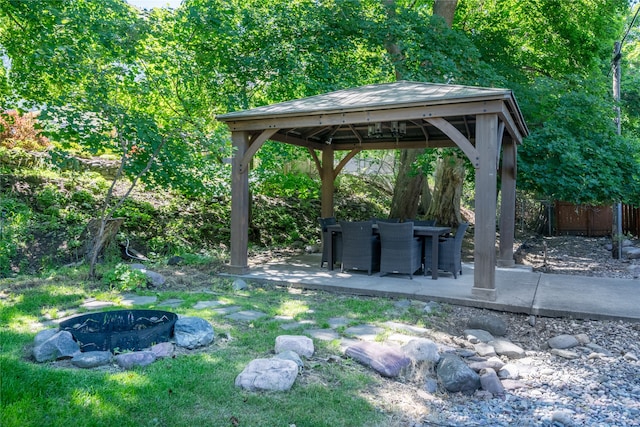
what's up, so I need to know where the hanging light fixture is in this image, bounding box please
[367,122,383,138]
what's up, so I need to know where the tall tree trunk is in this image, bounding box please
[426,154,465,226]
[389,149,424,220]
[433,0,458,27]
[428,0,464,226]
[385,0,460,221]
[383,0,425,220]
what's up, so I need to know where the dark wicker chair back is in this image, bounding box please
[378,222,423,279]
[436,222,469,279]
[339,220,380,275]
[318,217,342,268]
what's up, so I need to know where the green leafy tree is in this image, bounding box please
[0,0,225,276]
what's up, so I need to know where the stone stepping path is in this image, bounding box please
[193,300,226,309]
[158,298,184,308]
[76,295,431,354]
[226,310,268,322]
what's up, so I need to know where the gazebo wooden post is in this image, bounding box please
[320,147,334,218]
[229,131,250,274]
[498,140,517,267]
[473,114,498,301]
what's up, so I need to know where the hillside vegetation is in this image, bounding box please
[0,149,393,278]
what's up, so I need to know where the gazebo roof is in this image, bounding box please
[217,81,529,151]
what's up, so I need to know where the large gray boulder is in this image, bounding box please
[235,358,299,391]
[129,263,166,287]
[467,315,507,336]
[33,330,80,362]
[436,354,481,394]
[71,351,113,368]
[402,338,440,365]
[275,335,314,358]
[345,341,411,378]
[174,316,215,349]
[115,351,157,369]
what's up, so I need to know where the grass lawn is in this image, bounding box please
[0,269,439,427]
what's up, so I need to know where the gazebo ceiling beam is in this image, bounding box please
[409,119,430,142]
[303,125,333,139]
[328,140,453,151]
[347,124,363,144]
[269,133,327,150]
[425,117,480,168]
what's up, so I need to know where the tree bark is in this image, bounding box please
[385,0,460,221]
[383,0,426,220]
[84,218,124,267]
[389,149,425,220]
[426,155,465,226]
[427,0,464,226]
[433,0,458,27]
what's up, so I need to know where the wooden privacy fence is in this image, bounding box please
[622,205,640,237]
[552,202,640,237]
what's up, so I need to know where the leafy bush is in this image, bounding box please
[34,184,66,216]
[0,110,50,151]
[101,263,148,292]
[0,198,31,277]
[255,172,320,200]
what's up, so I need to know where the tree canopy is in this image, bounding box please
[1,0,640,208]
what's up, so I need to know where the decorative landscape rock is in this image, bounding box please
[150,342,174,358]
[436,354,481,394]
[345,341,411,378]
[489,339,526,359]
[33,330,80,362]
[274,335,314,358]
[71,351,113,368]
[468,356,505,372]
[115,351,157,369]
[34,328,59,346]
[467,315,507,336]
[174,316,215,349]
[474,342,497,357]
[402,338,440,365]
[550,348,580,360]
[464,329,495,344]
[235,358,299,391]
[129,263,166,287]
[548,334,580,349]
[497,362,520,380]
[232,278,248,291]
[275,350,304,368]
[479,368,505,396]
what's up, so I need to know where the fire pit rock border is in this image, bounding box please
[32,314,215,370]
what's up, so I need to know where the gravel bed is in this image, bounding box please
[377,235,640,426]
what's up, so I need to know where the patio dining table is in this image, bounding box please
[326,224,451,279]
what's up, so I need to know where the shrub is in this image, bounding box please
[101,263,148,292]
[0,110,50,151]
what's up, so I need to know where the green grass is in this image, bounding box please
[0,272,440,427]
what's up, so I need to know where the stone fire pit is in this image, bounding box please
[33,309,215,369]
[58,309,178,352]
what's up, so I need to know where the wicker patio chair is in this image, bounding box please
[378,222,423,279]
[425,222,468,279]
[340,220,380,275]
[318,217,342,268]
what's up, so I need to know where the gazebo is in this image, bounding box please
[216,81,529,301]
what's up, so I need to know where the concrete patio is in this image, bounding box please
[224,253,640,323]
